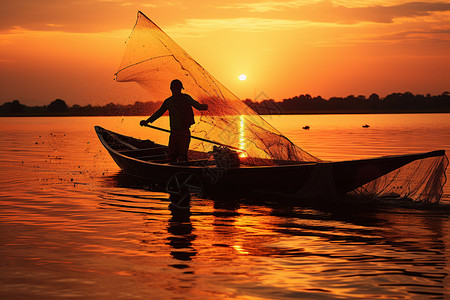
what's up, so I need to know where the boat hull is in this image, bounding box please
[95,126,445,198]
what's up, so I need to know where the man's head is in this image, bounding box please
[170,79,183,94]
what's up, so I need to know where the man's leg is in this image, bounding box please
[168,129,190,163]
[168,133,178,163]
[179,130,191,162]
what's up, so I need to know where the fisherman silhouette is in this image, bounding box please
[140,79,208,163]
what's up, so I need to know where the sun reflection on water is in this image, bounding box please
[238,115,248,158]
[232,245,249,255]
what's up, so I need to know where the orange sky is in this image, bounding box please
[0,0,449,106]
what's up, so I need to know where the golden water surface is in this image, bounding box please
[0,115,449,299]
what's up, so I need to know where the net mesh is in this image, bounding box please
[116,11,320,165]
[351,154,448,203]
[115,11,448,202]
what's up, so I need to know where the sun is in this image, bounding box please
[239,74,247,81]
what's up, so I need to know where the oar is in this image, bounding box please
[142,123,246,153]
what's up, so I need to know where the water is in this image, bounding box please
[0,115,449,299]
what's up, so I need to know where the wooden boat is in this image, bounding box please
[95,126,445,198]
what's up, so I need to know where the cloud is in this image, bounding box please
[219,1,450,24]
[169,18,312,33]
[332,1,414,8]
[219,1,321,13]
[163,17,359,39]
[0,0,176,33]
[0,0,449,35]
[372,28,450,43]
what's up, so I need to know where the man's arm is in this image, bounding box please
[188,95,208,111]
[140,101,168,126]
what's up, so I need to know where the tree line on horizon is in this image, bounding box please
[244,92,450,114]
[0,99,161,116]
[1,92,449,116]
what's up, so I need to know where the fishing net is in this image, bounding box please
[351,154,448,203]
[115,11,320,165]
[115,11,448,202]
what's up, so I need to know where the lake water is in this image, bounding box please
[0,114,449,299]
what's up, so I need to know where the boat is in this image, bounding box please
[95,126,445,199]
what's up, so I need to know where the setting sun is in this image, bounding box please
[239,74,247,81]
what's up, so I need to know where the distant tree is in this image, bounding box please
[1,100,26,114]
[48,99,68,113]
[368,93,380,102]
[357,95,366,101]
[258,99,283,115]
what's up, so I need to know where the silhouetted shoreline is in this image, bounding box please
[1,92,449,116]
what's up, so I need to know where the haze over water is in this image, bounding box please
[0,114,449,299]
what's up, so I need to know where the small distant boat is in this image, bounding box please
[362,124,370,128]
[95,126,445,198]
[302,126,310,130]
